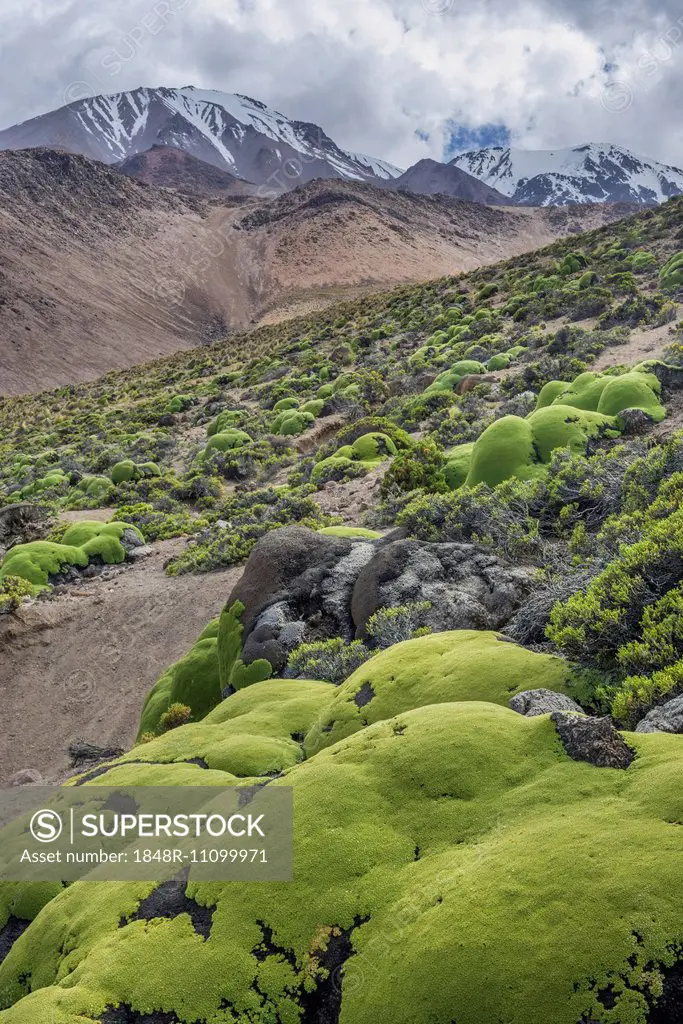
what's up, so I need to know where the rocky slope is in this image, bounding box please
[385,157,512,204]
[117,144,259,197]
[0,148,632,396]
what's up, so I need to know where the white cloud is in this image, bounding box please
[1,0,682,168]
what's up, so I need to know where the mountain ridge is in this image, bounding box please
[0,85,404,188]
[450,142,683,206]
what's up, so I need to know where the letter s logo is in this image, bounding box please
[30,809,63,843]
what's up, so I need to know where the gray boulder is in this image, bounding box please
[228,526,377,672]
[635,694,683,734]
[509,689,583,717]
[551,712,635,770]
[351,539,531,636]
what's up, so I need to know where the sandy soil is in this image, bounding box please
[593,316,681,370]
[0,539,240,784]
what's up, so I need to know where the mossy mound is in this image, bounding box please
[660,250,683,292]
[76,475,115,503]
[110,460,136,484]
[203,429,253,455]
[486,353,512,371]
[444,443,475,489]
[272,409,316,436]
[207,410,243,437]
[426,360,487,394]
[317,526,382,539]
[446,405,618,490]
[312,432,397,485]
[304,629,580,752]
[3,696,683,1024]
[111,460,161,484]
[18,469,68,498]
[0,521,142,592]
[537,368,665,422]
[136,623,222,740]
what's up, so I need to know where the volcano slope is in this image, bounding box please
[2,197,683,1022]
[0,148,632,395]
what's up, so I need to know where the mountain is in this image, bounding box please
[451,143,683,206]
[117,145,258,197]
[0,86,403,188]
[386,158,512,205]
[0,148,633,395]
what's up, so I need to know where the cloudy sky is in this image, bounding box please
[1,0,683,168]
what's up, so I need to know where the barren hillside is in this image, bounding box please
[0,149,634,395]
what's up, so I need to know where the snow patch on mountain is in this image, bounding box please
[0,86,403,187]
[450,143,683,206]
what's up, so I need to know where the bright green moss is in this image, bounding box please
[596,372,666,421]
[349,432,397,462]
[300,399,325,417]
[536,379,574,410]
[0,541,88,590]
[0,522,142,591]
[217,600,272,693]
[207,411,243,437]
[536,368,665,422]
[527,406,618,463]
[426,360,487,395]
[273,397,299,412]
[444,443,475,490]
[660,250,683,292]
[272,410,315,436]
[4,700,683,1024]
[317,526,382,538]
[137,633,221,739]
[77,475,115,503]
[204,429,252,455]
[486,353,511,371]
[111,460,136,484]
[466,416,536,488]
[304,629,579,753]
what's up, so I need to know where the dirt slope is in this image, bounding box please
[0,149,635,396]
[0,537,239,784]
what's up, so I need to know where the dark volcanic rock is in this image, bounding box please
[551,712,635,769]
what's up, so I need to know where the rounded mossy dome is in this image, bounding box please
[3,692,682,1024]
[204,429,253,454]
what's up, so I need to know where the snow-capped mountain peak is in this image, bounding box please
[450,142,683,206]
[0,86,403,188]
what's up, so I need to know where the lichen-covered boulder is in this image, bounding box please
[509,689,584,717]
[351,539,531,636]
[635,693,683,734]
[226,526,378,672]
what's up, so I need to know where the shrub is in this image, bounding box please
[158,703,192,733]
[380,440,446,497]
[398,480,542,560]
[166,488,335,573]
[547,506,683,701]
[0,574,33,614]
[365,601,433,648]
[286,638,370,683]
